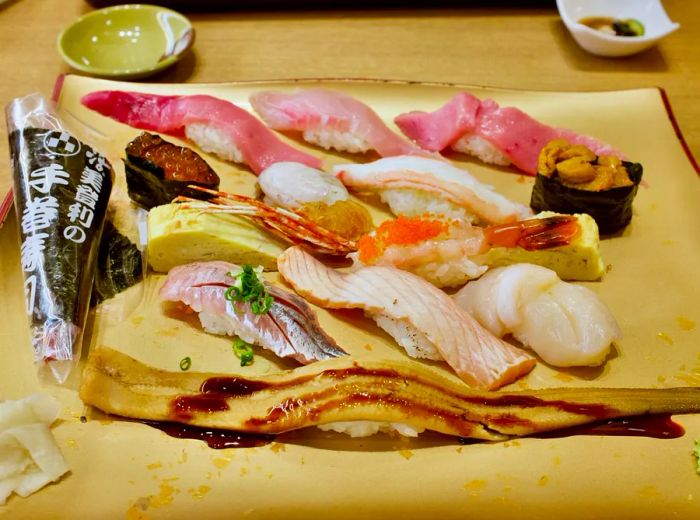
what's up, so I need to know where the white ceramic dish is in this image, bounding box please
[556,0,680,57]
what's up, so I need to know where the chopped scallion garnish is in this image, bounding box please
[225,265,273,315]
[179,356,192,371]
[232,338,254,367]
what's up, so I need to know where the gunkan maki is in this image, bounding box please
[530,139,643,235]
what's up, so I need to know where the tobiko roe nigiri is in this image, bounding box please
[394,92,623,175]
[81,90,322,174]
[249,88,432,157]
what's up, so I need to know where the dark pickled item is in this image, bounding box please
[7,94,113,383]
[530,139,643,235]
[124,132,219,209]
[579,16,645,37]
[91,220,143,304]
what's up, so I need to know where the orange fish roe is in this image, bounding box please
[358,215,449,263]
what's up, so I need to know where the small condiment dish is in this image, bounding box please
[58,4,194,79]
[556,0,680,57]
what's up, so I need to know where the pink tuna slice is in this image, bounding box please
[249,88,433,158]
[81,90,322,175]
[395,93,624,175]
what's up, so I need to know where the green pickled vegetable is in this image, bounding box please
[612,19,645,37]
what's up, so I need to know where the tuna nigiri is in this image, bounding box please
[81,90,322,175]
[278,246,535,389]
[395,92,623,175]
[334,155,532,225]
[453,264,621,367]
[160,261,347,364]
[250,88,429,157]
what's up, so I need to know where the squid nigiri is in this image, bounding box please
[249,88,429,157]
[278,246,536,389]
[258,162,373,240]
[333,155,532,225]
[394,92,623,175]
[81,90,322,175]
[160,261,347,364]
[453,264,621,367]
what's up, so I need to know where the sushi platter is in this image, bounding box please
[2,74,700,518]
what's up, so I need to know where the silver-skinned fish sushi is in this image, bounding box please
[453,264,621,367]
[250,88,430,157]
[394,92,623,175]
[278,246,536,389]
[81,90,322,175]
[334,155,532,225]
[160,261,347,364]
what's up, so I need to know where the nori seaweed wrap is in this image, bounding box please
[7,94,113,383]
[92,220,143,305]
[530,140,643,235]
[124,132,219,209]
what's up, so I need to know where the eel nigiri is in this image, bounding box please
[394,92,623,175]
[333,155,532,225]
[249,88,429,157]
[160,261,347,364]
[278,246,535,389]
[258,161,373,241]
[81,90,322,175]
[453,264,622,367]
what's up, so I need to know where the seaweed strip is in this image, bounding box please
[91,220,143,305]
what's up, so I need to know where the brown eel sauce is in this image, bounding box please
[153,366,685,449]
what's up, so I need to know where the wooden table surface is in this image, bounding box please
[1,0,698,193]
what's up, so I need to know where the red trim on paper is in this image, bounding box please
[658,87,699,176]
[0,189,13,229]
[52,74,66,103]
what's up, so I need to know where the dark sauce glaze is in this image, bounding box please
[533,414,684,440]
[144,420,275,449]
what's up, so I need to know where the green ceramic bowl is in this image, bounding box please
[58,4,194,79]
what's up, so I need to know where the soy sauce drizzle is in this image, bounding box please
[143,420,275,449]
[532,414,684,440]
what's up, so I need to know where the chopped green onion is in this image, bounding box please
[232,338,254,367]
[179,356,192,371]
[225,265,273,315]
[694,439,700,475]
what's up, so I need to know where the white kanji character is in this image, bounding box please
[79,167,103,192]
[75,184,99,210]
[67,202,82,223]
[86,149,108,173]
[24,275,37,315]
[79,206,94,228]
[20,232,49,271]
[21,196,59,234]
[63,225,86,244]
[28,164,70,194]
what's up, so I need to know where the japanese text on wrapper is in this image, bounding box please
[64,150,105,245]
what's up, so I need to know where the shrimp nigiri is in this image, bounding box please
[453,264,621,367]
[250,88,429,157]
[334,155,532,225]
[81,90,322,174]
[278,246,536,389]
[395,92,623,175]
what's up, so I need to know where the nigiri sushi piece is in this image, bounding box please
[453,264,621,367]
[334,155,532,225]
[258,162,373,240]
[278,246,536,389]
[353,212,595,288]
[395,92,623,175]
[249,88,429,157]
[160,261,347,364]
[81,90,322,175]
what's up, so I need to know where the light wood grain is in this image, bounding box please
[0,0,698,193]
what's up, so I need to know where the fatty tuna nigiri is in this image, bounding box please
[160,261,347,364]
[395,93,623,175]
[334,155,532,225]
[250,88,429,157]
[278,246,535,389]
[81,90,322,174]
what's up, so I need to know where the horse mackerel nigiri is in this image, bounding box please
[278,246,536,389]
[81,90,322,175]
[250,88,430,157]
[334,155,532,225]
[394,92,623,175]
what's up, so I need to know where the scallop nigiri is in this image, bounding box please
[334,155,532,225]
[258,162,373,240]
[394,92,623,175]
[453,264,621,367]
[81,90,322,175]
[160,261,347,364]
[278,246,536,389]
[249,88,429,157]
